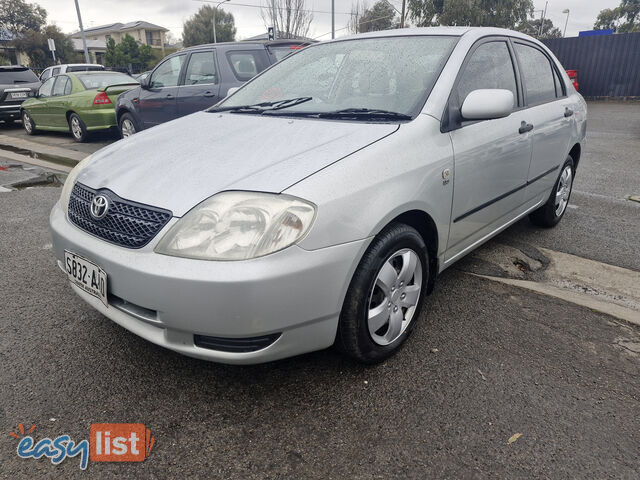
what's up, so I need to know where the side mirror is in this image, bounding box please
[460,89,514,121]
[226,87,240,97]
[140,77,150,90]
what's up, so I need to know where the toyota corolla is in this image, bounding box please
[50,27,586,364]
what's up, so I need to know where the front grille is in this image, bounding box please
[68,183,172,249]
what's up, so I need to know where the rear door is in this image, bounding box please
[512,41,573,200]
[138,54,186,128]
[176,50,220,117]
[445,38,533,260]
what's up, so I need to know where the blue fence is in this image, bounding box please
[542,32,640,98]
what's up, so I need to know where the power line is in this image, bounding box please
[193,0,355,16]
[313,12,397,40]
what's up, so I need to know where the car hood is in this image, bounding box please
[77,111,399,216]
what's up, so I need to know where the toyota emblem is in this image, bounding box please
[90,195,110,220]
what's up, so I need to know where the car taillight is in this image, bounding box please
[93,91,112,105]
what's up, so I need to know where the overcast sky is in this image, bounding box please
[32,0,621,41]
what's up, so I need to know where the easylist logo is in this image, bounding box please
[90,423,155,462]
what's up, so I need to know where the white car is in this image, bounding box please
[40,64,105,81]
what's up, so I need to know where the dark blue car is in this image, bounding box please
[115,40,309,137]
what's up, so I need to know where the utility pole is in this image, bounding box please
[401,0,406,28]
[562,9,570,37]
[331,0,335,39]
[272,0,277,40]
[538,1,548,37]
[212,0,230,43]
[74,0,90,63]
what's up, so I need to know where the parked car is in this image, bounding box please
[0,66,41,124]
[115,39,310,138]
[40,64,105,81]
[50,27,586,364]
[21,71,138,142]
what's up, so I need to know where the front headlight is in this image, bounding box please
[60,155,92,214]
[154,191,316,261]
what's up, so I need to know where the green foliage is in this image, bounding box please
[0,53,10,66]
[182,5,236,47]
[594,0,640,33]
[359,1,397,33]
[103,33,156,70]
[408,0,533,29]
[11,25,82,66]
[0,0,47,34]
[516,17,562,38]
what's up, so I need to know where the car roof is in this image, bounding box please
[182,39,312,52]
[331,26,539,44]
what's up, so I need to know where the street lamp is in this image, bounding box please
[212,0,230,44]
[562,9,570,38]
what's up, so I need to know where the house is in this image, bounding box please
[0,28,30,65]
[71,21,168,55]
[71,38,107,64]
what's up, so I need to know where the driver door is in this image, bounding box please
[139,54,186,128]
[27,77,55,126]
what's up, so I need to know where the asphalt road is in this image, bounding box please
[0,102,639,479]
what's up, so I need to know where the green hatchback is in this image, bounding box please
[21,71,138,142]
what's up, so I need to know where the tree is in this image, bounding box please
[516,17,562,38]
[11,25,81,66]
[408,0,533,29]
[594,0,640,33]
[103,34,155,71]
[348,0,367,34]
[0,0,47,34]
[261,0,313,39]
[357,1,397,33]
[182,5,236,47]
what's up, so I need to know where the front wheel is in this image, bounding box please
[336,223,429,363]
[68,113,89,143]
[529,156,574,228]
[22,110,36,135]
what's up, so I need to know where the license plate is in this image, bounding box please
[11,92,27,99]
[64,251,108,307]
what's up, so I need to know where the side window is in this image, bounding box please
[184,51,217,85]
[227,51,269,81]
[515,44,557,105]
[64,77,73,95]
[456,41,517,108]
[52,67,61,76]
[552,65,565,97]
[38,77,55,98]
[52,76,69,96]
[40,68,51,81]
[150,55,185,88]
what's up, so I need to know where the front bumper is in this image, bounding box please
[50,202,369,364]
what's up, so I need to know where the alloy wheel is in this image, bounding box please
[367,248,423,346]
[555,165,573,217]
[22,112,32,133]
[71,117,82,139]
[121,119,136,137]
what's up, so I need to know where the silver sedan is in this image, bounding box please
[50,27,587,364]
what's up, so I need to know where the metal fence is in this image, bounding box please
[542,32,640,99]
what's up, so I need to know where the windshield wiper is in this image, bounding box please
[209,96,313,114]
[316,108,412,121]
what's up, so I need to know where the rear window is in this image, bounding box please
[67,65,105,72]
[268,45,305,62]
[226,50,270,81]
[77,72,137,89]
[0,68,39,84]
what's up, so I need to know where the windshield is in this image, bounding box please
[213,36,457,119]
[77,72,137,89]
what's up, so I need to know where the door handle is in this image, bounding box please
[165,94,174,99]
[518,121,534,134]
[203,91,215,97]
[564,107,574,117]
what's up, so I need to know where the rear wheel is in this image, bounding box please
[22,110,36,135]
[119,113,138,138]
[69,113,89,143]
[529,156,574,228]
[336,223,429,363]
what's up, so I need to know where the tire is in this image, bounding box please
[68,113,89,143]
[118,113,138,139]
[529,156,575,228]
[336,223,429,363]
[22,110,36,135]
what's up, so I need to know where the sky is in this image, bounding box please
[31,0,621,42]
